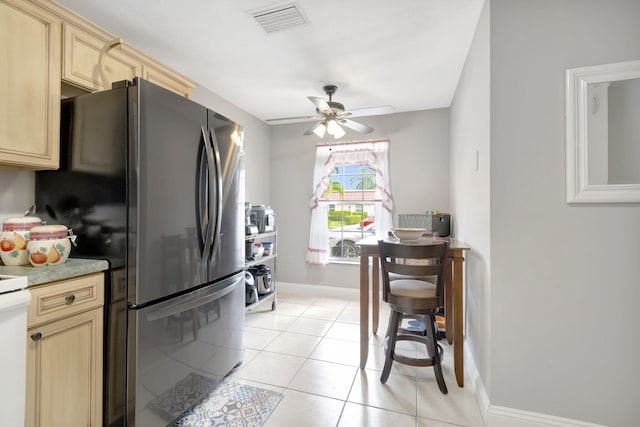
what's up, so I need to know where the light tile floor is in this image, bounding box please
[230,283,485,427]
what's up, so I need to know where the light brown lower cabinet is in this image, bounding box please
[25,273,104,427]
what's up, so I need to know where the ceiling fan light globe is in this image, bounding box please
[313,123,327,138]
[327,119,345,138]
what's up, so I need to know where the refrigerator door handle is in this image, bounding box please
[145,275,242,322]
[208,128,223,261]
[196,126,216,259]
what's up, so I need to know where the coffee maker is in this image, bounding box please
[245,202,258,236]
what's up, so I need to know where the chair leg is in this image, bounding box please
[423,317,442,359]
[381,310,402,384]
[425,313,447,394]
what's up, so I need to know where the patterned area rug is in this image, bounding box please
[149,373,283,427]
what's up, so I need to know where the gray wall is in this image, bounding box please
[0,170,35,219]
[269,109,450,287]
[488,0,640,425]
[449,0,491,400]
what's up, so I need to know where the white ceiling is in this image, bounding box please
[55,0,484,123]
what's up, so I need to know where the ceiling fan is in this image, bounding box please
[266,85,394,139]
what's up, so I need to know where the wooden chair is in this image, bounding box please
[378,239,449,394]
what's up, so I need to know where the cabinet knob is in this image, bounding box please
[31,332,42,341]
[65,294,76,304]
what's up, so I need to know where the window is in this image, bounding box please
[326,165,376,260]
[306,141,394,266]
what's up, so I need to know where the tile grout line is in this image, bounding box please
[246,289,480,427]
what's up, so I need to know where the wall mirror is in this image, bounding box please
[566,60,640,203]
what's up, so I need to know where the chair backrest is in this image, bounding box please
[378,240,449,306]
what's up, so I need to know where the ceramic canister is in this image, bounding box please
[0,216,42,266]
[26,225,73,267]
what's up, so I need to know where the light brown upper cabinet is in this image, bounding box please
[143,62,196,99]
[0,0,196,170]
[0,0,61,169]
[57,8,196,98]
[62,22,141,92]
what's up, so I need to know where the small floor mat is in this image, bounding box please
[149,372,219,421]
[168,377,283,427]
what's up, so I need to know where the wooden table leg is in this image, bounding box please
[453,253,464,387]
[360,252,370,369]
[372,255,379,335]
[445,255,453,345]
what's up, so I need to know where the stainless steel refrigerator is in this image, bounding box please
[36,78,246,426]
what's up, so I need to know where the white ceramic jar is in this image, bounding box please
[26,225,72,267]
[0,216,42,266]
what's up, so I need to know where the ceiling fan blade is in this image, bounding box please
[308,96,332,113]
[303,121,325,136]
[339,118,374,134]
[266,115,320,123]
[345,105,395,118]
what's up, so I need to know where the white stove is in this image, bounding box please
[0,274,30,426]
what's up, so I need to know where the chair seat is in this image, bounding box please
[389,272,437,283]
[390,279,437,299]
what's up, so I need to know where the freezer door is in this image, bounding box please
[127,273,245,426]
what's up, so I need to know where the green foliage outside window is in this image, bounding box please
[328,210,367,227]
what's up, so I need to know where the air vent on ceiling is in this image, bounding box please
[249,2,309,34]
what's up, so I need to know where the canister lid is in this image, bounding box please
[2,216,42,231]
[29,225,69,240]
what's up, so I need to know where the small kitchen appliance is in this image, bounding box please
[245,202,258,236]
[248,264,272,295]
[250,205,275,233]
[398,213,451,237]
[245,240,254,262]
[245,271,258,305]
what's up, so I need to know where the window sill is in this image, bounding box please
[328,258,361,266]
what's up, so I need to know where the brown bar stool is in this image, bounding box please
[378,239,449,394]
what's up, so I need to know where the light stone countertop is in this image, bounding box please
[0,258,109,287]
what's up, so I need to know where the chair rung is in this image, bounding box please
[396,334,430,345]
[393,353,435,367]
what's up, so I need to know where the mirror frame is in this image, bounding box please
[565,59,640,203]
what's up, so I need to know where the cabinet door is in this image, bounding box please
[0,0,60,169]
[26,307,103,427]
[63,22,142,91]
[142,63,194,98]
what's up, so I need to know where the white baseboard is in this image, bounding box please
[487,406,608,427]
[276,281,361,299]
[464,342,490,426]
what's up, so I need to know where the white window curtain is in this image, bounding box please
[306,140,394,265]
